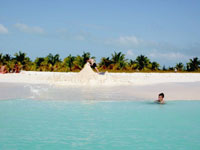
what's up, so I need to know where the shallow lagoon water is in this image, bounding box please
[0,99,200,150]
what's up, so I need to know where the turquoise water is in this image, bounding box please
[0,99,200,150]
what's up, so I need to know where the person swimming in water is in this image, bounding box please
[155,93,165,104]
[87,58,99,73]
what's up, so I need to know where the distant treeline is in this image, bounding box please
[0,51,200,72]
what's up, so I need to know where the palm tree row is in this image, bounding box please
[0,51,200,72]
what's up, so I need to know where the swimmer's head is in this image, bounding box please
[158,93,164,101]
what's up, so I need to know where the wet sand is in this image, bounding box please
[0,79,199,100]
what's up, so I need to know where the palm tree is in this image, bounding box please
[128,59,139,70]
[73,52,95,70]
[135,55,151,70]
[34,57,45,70]
[3,54,11,62]
[0,53,2,63]
[111,52,127,70]
[162,65,167,71]
[73,55,84,70]
[2,51,200,73]
[14,51,32,70]
[168,66,174,71]
[99,57,112,69]
[0,54,12,72]
[151,61,160,71]
[82,52,91,64]
[0,53,3,66]
[186,57,200,71]
[14,51,27,65]
[41,53,61,71]
[46,53,61,66]
[63,55,75,71]
[176,62,184,71]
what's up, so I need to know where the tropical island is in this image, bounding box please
[0,51,200,73]
[1,0,200,149]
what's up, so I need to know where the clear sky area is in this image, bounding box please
[0,0,200,66]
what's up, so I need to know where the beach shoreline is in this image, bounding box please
[1,71,200,86]
[0,71,200,101]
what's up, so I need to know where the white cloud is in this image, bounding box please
[105,35,181,53]
[118,36,141,45]
[55,28,93,41]
[126,49,134,56]
[0,24,8,34]
[147,50,193,66]
[14,23,44,34]
[149,51,189,60]
[105,36,142,47]
[73,30,92,41]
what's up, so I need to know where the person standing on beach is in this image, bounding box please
[155,93,165,104]
[87,58,99,73]
[0,63,8,74]
[13,63,20,73]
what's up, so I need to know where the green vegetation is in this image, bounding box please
[0,51,200,72]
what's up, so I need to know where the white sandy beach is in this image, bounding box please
[0,64,200,100]
[1,71,200,86]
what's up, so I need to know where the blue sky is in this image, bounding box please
[0,0,200,66]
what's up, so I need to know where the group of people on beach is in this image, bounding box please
[0,63,20,74]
